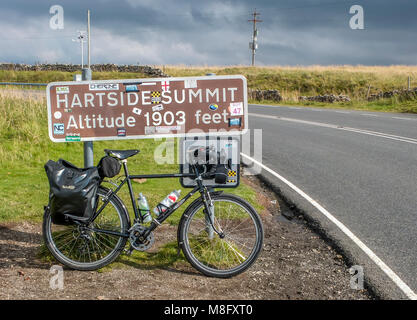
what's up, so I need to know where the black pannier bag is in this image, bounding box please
[97,156,121,179]
[213,164,228,184]
[44,159,100,225]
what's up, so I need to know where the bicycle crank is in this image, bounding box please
[127,223,155,253]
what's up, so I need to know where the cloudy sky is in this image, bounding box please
[0,0,416,66]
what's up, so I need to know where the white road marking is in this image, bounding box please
[361,113,379,117]
[241,152,417,300]
[249,113,417,145]
[249,104,415,119]
[391,116,417,121]
[341,127,417,144]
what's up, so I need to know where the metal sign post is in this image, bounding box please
[83,9,94,167]
[82,68,93,167]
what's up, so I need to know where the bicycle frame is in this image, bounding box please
[86,160,217,239]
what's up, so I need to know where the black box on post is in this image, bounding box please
[179,136,240,188]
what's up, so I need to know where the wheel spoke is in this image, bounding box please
[224,239,246,262]
[224,234,253,251]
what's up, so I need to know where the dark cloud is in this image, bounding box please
[0,0,416,65]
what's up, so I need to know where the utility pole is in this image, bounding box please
[248,9,262,66]
[87,9,91,69]
[83,9,93,167]
[72,31,87,68]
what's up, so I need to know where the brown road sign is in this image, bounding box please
[46,75,248,142]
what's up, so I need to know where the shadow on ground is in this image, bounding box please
[0,224,47,269]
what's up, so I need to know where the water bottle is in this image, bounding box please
[138,193,152,223]
[153,190,181,217]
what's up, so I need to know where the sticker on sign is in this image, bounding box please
[46,75,248,142]
[56,86,69,94]
[89,83,119,91]
[229,102,244,116]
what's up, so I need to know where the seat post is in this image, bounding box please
[121,159,129,176]
[122,159,140,220]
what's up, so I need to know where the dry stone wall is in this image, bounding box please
[0,63,169,77]
[299,94,351,103]
[248,89,282,102]
[368,88,417,101]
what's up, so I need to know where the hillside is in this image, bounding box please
[161,65,417,113]
[164,65,417,94]
[2,65,417,112]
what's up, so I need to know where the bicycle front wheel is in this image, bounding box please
[179,193,263,278]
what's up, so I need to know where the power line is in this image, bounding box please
[248,8,262,66]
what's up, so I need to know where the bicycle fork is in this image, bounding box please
[202,188,224,240]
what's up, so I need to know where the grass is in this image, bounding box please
[3,65,417,112]
[161,65,417,96]
[0,70,152,83]
[251,96,417,113]
[0,90,262,225]
[162,65,417,113]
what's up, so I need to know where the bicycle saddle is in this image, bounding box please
[104,149,140,160]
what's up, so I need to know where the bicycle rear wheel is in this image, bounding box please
[42,187,129,271]
[179,193,263,278]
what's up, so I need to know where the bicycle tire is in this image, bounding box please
[179,193,263,278]
[42,187,129,271]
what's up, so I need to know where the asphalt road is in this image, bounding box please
[247,104,417,299]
